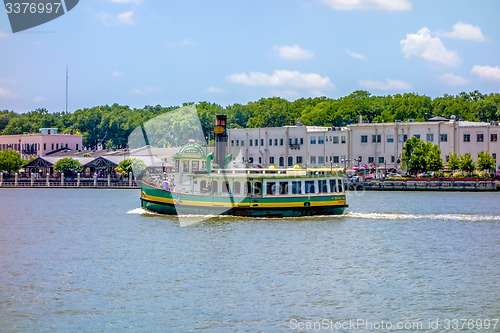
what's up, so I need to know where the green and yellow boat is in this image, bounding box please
[141,167,347,217]
[140,115,347,217]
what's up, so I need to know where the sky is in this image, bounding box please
[1,0,500,113]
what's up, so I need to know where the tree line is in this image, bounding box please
[1,90,499,149]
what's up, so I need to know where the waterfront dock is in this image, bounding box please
[0,173,140,189]
[347,178,500,192]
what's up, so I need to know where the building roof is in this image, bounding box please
[428,116,449,122]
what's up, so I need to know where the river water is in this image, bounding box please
[0,188,499,332]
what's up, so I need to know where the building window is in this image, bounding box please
[296,156,302,164]
[275,139,278,146]
[44,143,46,150]
[76,144,79,151]
[318,156,324,164]
[255,139,258,146]
[300,138,304,145]
[294,138,298,144]
[241,140,244,146]
[440,134,448,142]
[249,140,253,146]
[379,156,385,163]
[258,157,262,164]
[310,137,317,144]
[310,156,316,164]
[341,136,346,144]
[372,135,381,143]
[333,156,339,163]
[491,134,498,142]
[391,155,395,163]
[493,153,496,161]
[279,157,284,167]
[333,136,339,144]
[288,156,293,166]
[260,139,264,146]
[269,139,273,146]
[236,140,239,146]
[361,135,368,143]
[318,137,324,144]
[269,156,274,164]
[414,134,420,139]
[426,134,434,142]
[464,134,470,142]
[231,140,234,146]
[477,133,484,142]
[289,138,292,145]
[368,157,374,163]
[387,135,394,143]
[280,139,284,145]
[446,155,449,162]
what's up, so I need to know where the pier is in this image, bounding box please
[0,172,140,189]
[347,178,500,192]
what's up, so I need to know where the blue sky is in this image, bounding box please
[1,0,499,113]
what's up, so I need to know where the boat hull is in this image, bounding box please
[140,182,347,217]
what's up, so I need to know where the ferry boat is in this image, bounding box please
[140,116,347,217]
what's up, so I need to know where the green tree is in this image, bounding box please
[401,136,422,174]
[477,150,496,172]
[54,157,83,176]
[448,152,460,171]
[426,145,444,171]
[459,154,476,174]
[115,158,133,176]
[0,150,23,174]
[131,158,146,178]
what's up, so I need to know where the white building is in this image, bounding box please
[228,122,348,168]
[348,118,500,171]
[228,118,500,172]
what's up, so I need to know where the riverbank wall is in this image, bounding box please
[347,179,500,192]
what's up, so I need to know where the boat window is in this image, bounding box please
[279,181,288,195]
[192,161,199,172]
[330,179,336,192]
[245,181,251,195]
[254,181,262,195]
[292,181,302,194]
[266,182,276,195]
[222,181,230,193]
[212,180,218,193]
[200,180,208,193]
[318,179,328,193]
[338,179,343,192]
[305,180,315,194]
[233,181,241,194]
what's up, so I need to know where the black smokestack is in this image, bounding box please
[214,115,228,168]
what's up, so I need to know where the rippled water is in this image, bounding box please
[0,189,499,331]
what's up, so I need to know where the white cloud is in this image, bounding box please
[0,86,19,98]
[167,39,194,48]
[226,70,336,90]
[439,73,470,86]
[33,96,47,103]
[97,10,135,25]
[346,49,367,60]
[400,27,461,67]
[471,65,500,81]
[131,86,162,96]
[273,45,314,60]
[0,30,11,38]
[321,0,411,11]
[358,78,412,90]
[112,70,124,77]
[438,22,486,42]
[206,86,225,93]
